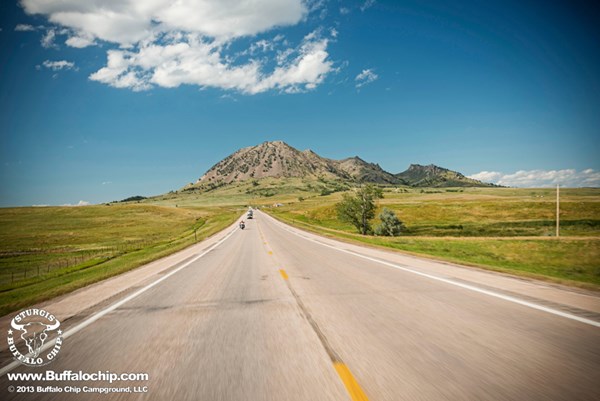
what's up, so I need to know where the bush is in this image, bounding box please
[374,208,405,236]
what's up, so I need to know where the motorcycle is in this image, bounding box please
[239,222,245,230]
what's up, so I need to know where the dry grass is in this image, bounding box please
[266,186,600,288]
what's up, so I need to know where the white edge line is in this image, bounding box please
[1,226,239,377]
[264,212,600,328]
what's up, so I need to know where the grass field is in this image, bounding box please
[149,177,338,207]
[1,182,598,315]
[0,204,239,316]
[265,186,600,289]
[269,187,600,237]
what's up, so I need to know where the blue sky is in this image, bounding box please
[1,0,599,206]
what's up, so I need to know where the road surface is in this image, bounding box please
[2,210,599,400]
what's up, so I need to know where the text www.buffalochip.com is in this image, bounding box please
[7,370,149,384]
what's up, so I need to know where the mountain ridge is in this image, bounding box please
[189,141,494,189]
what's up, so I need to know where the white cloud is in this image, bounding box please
[248,39,275,54]
[90,31,332,94]
[276,48,295,65]
[61,200,91,207]
[65,34,95,48]
[360,0,376,12]
[468,171,503,183]
[41,29,57,48]
[15,24,36,31]
[468,169,600,188]
[20,0,305,42]
[41,60,77,71]
[102,181,112,185]
[355,68,378,88]
[21,0,334,94]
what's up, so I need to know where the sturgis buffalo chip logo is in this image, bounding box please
[7,308,63,367]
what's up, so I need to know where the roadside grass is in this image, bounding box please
[266,187,600,289]
[268,211,600,289]
[271,187,600,237]
[0,204,239,316]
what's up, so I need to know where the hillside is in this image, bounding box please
[395,164,494,187]
[190,141,400,188]
[187,141,493,189]
[337,157,399,185]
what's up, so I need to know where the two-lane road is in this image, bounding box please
[2,210,599,400]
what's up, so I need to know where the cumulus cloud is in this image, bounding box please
[40,60,77,71]
[20,0,334,94]
[468,171,503,183]
[355,68,378,88]
[89,30,332,93]
[468,169,600,188]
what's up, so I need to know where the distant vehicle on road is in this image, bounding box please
[247,209,253,219]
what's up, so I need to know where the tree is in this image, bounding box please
[374,208,405,236]
[336,184,383,235]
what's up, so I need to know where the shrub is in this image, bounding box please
[374,208,405,236]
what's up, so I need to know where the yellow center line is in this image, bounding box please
[334,363,370,401]
[265,215,370,401]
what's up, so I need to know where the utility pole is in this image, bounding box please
[556,184,560,237]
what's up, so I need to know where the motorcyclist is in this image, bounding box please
[239,220,245,229]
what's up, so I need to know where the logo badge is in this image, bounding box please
[7,308,63,367]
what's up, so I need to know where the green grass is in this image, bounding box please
[1,182,598,315]
[0,204,239,315]
[148,177,349,207]
[265,186,600,289]
[270,187,600,237]
[268,211,600,289]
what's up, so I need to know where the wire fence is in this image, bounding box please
[0,239,157,286]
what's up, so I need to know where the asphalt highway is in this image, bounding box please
[2,210,599,400]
